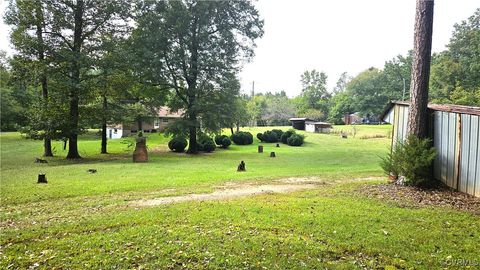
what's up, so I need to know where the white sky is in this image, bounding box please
[1,0,479,97]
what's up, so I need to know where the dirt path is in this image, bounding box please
[131,176,384,207]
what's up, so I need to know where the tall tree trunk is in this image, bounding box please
[66,91,81,159]
[407,0,434,138]
[35,2,53,157]
[230,126,234,135]
[137,118,143,132]
[66,0,84,159]
[101,94,107,154]
[186,97,198,154]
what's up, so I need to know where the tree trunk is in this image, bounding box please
[101,95,107,154]
[66,91,81,159]
[236,122,240,132]
[407,0,434,138]
[137,118,143,132]
[230,126,234,135]
[66,0,84,159]
[35,3,53,157]
[186,105,198,154]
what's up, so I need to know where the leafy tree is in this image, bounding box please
[345,68,388,117]
[332,72,351,94]
[4,0,56,156]
[430,8,479,106]
[132,0,263,153]
[23,0,130,159]
[382,52,412,101]
[298,70,330,118]
[263,91,295,125]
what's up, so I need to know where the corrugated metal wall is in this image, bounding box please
[391,104,479,197]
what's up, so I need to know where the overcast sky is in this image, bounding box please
[1,0,479,97]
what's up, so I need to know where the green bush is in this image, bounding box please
[231,131,253,145]
[262,130,279,143]
[271,129,284,140]
[220,137,231,149]
[202,140,216,152]
[397,135,437,186]
[287,134,304,146]
[168,136,188,152]
[257,133,264,142]
[214,135,228,146]
[380,142,402,178]
[198,134,216,152]
[280,130,296,144]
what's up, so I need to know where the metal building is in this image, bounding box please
[381,101,480,197]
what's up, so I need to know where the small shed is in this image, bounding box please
[381,101,480,197]
[289,118,312,130]
[305,121,332,133]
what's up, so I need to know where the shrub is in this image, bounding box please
[231,131,253,145]
[380,142,402,178]
[220,137,231,149]
[202,140,216,152]
[215,135,228,146]
[257,133,264,142]
[198,134,216,152]
[287,134,304,146]
[280,130,296,144]
[262,130,279,143]
[271,129,284,140]
[168,136,188,152]
[397,135,437,186]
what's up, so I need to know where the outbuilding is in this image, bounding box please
[289,118,312,130]
[380,101,480,197]
[305,121,332,133]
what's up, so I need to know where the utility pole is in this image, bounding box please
[251,81,255,99]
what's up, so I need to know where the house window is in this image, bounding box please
[162,118,169,123]
[154,118,160,128]
[113,128,117,134]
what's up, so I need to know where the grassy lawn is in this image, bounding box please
[1,125,479,269]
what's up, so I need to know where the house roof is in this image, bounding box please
[156,106,184,118]
[380,100,480,121]
[305,121,332,127]
[289,117,313,121]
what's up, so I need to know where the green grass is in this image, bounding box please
[1,125,478,269]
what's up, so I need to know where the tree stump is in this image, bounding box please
[37,173,47,184]
[133,137,148,162]
[237,160,246,172]
[341,133,348,139]
[270,152,276,158]
[258,145,263,153]
[276,143,280,147]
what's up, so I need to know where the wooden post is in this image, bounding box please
[276,143,280,147]
[454,115,462,189]
[270,152,276,158]
[37,174,47,184]
[258,145,263,153]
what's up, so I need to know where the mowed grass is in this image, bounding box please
[1,125,390,205]
[1,125,479,269]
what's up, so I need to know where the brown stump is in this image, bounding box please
[258,145,263,153]
[133,137,148,162]
[37,173,47,184]
[237,160,246,172]
[270,152,276,158]
[276,143,280,147]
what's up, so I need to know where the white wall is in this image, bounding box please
[106,127,123,139]
[305,123,315,133]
